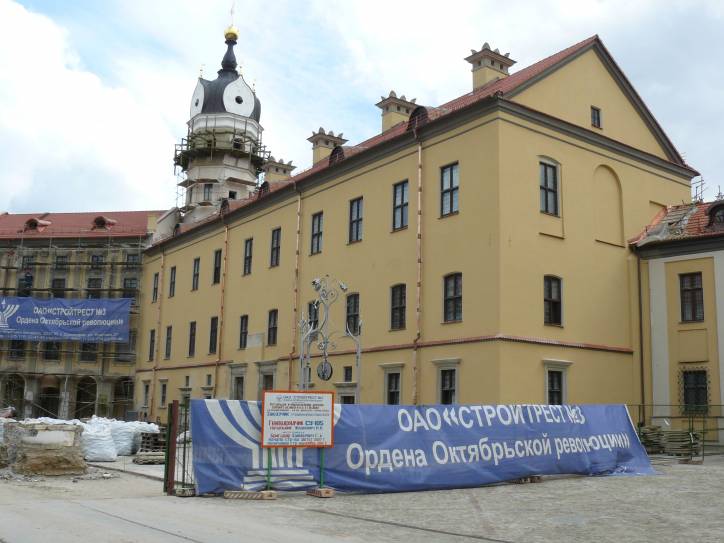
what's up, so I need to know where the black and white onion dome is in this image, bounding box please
[189,26,261,121]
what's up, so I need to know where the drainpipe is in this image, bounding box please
[288,188,303,390]
[149,251,165,419]
[412,133,423,405]
[636,252,645,427]
[213,223,230,397]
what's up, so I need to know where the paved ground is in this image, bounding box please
[1,456,723,542]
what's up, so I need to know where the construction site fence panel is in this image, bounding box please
[190,400,652,494]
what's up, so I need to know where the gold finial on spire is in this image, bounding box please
[224,0,238,41]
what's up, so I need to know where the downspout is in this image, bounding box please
[288,188,303,390]
[412,133,423,405]
[213,223,230,397]
[150,251,166,420]
[636,252,645,427]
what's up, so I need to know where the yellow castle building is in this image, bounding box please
[135,31,698,423]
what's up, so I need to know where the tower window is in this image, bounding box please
[235,96,243,104]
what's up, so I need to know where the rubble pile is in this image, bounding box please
[3,421,86,476]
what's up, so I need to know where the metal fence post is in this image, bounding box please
[164,400,179,495]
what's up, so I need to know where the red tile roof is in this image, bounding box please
[0,210,163,240]
[631,201,724,247]
[153,35,690,248]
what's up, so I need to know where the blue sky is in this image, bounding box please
[1,0,723,213]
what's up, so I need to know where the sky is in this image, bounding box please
[0,0,722,213]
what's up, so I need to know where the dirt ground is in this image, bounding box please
[0,455,722,542]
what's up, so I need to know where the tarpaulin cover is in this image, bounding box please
[0,296,131,342]
[191,400,653,494]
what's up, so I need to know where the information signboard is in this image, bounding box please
[261,391,334,448]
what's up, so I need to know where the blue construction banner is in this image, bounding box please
[0,296,131,342]
[191,400,653,494]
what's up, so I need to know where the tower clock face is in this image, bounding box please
[223,77,255,117]
[190,80,205,118]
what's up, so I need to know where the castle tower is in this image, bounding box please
[174,26,269,224]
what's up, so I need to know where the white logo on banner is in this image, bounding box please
[204,400,342,491]
[0,299,20,329]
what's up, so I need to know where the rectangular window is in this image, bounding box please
[233,376,245,400]
[90,254,104,271]
[544,276,562,325]
[164,326,172,359]
[143,382,150,407]
[440,369,456,404]
[267,309,278,346]
[80,342,97,362]
[390,284,406,330]
[243,238,253,275]
[346,293,360,335]
[169,266,176,297]
[203,183,213,201]
[117,330,137,362]
[123,277,138,301]
[270,227,281,267]
[43,341,61,360]
[680,273,704,322]
[188,321,196,357]
[343,366,353,382]
[9,340,24,359]
[206,374,212,386]
[341,395,355,404]
[392,180,409,230]
[547,370,563,405]
[55,255,68,270]
[440,163,459,216]
[148,329,156,361]
[51,278,66,298]
[443,273,462,322]
[683,370,708,414]
[192,257,200,290]
[125,253,140,268]
[591,106,602,128]
[239,315,248,349]
[311,212,323,254]
[387,372,401,405]
[540,162,559,216]
[349,197,363,243]
[160,382,167,407]
[152,272,159,302]
[213,249,222,284]
[262,373,274,391]
[87,278,102,299]
[21,255,34,270]
[209,316,218,354]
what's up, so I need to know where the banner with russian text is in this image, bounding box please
[0,296,131,342]
[191,400,653,494]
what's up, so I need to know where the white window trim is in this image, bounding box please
[433,358,460,404]
[538,156,562,218]
[379,362,405,404]
[229,362,248,400]
[543,359,572,404]
[255,360,277,398]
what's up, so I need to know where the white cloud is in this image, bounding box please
[1,0,723,212]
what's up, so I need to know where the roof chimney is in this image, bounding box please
[464,43,516,90]
[307,128,348,164]
[375,91,417,132]
[263,156,296,185]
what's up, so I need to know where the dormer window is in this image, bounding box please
[23,218,51,232]
[92,216,116,230]
[709,205,724,225]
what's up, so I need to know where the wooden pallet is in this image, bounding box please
[224,490,278,500]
